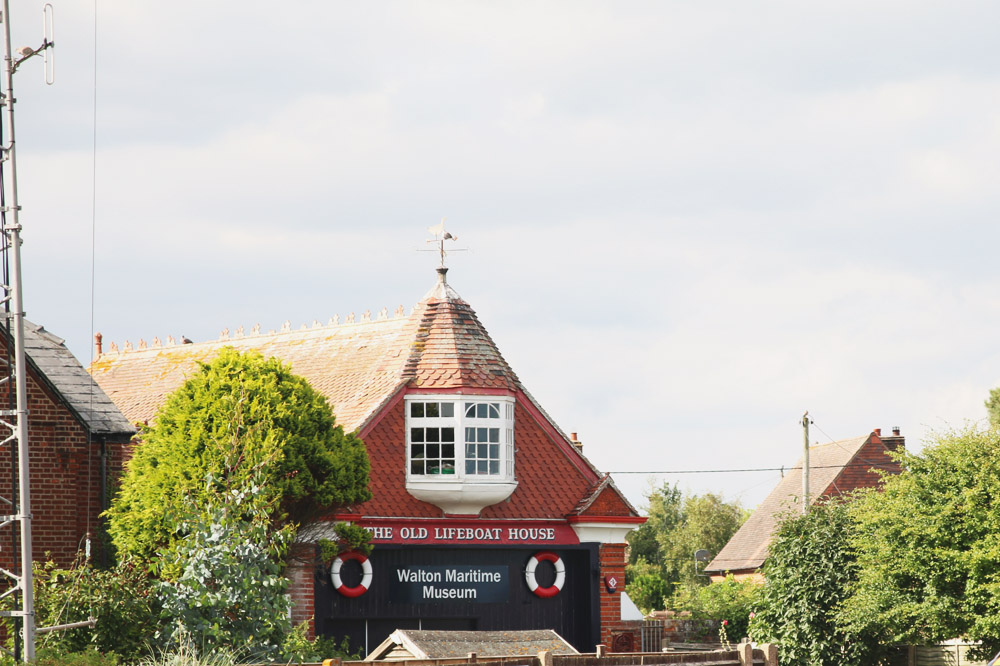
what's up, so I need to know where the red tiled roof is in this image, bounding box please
[89,269,638,521]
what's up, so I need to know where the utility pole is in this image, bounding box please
[0,4,53,660]
[801,411,810,515]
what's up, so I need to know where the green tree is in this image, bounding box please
[106,348,371,562]
[843,426,1000,661]
[627,482,683,572]
[626,483,746,612]
[661,493,747,590]
[986,388,1000,428]
[750,501,884,666]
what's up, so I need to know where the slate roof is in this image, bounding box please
[705,434,876,574]
[365,629,579,661]
[21,320,134,436]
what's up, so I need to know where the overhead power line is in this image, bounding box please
[609,461,899,475]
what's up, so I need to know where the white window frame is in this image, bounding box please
[405,394,515,482]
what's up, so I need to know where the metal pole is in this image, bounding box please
[0,2,36,659]
[802,411,810,516]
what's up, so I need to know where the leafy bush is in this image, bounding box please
[625,558,671,613]
[32,646,121,666]
[155,477,293,660]
[845,426,1000,661]
[280,622,362,662]
[107,348,371,563]
[749,501,884,666]
[669,574,760,643]
[27,556,158,662]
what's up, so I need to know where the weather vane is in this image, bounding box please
[424,218,465,268]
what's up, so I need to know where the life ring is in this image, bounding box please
[525,551,565,598]
[331,551,372,598]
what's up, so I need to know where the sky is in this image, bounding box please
[7,1,1000,512]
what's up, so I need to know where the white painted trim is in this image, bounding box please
[405,393,517,514]
[570,521,638,544]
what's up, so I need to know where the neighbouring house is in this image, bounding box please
[0,321,135,571]
[364,629,579,661]
[89,267,645,655]
[704,428,904,581]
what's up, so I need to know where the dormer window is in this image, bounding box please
[405,394,518,514]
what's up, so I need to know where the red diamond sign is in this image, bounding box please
[605,575,618,593]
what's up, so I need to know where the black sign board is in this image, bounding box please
[390,565,509,603]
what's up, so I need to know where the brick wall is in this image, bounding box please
[0,355,129,571]
[598,543,637,650]
[287,543,318,638]
[824,429,903,497]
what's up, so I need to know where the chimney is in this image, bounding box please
[881,426,905,453]
[873,428,881,437]
[569,432,583,451]
[94,332,103,358]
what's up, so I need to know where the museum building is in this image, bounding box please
[89,267,645,654]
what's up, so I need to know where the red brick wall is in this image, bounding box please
[599,543,635,649]
[286,544,317,638]
[824,430,903,497]
[0,359,128,571]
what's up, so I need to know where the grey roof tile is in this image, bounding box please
[22,321,134,436]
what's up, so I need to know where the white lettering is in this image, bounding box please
[445,568,502,583]
[423,585,478,600]
[397,568,442,583]
[369,526,393,540]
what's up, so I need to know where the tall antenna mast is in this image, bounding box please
[0,3,53,661]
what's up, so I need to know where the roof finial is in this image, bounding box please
[425,219,462,269]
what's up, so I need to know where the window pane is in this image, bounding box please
[411,444,424,458]
[465,427,475,442]
[478,443,487,458]
[465,403,475,417]
[442,444,454,458]
[466,461,476,474]
[426,428,439,443]
[466,443,476,458]
[411,461,424,474]
[410,428,424,443]
[411,403,424,418]
[441,403,454,417]
[426,402,440,417]
[428,444,440,459]
[477,403,487,418]
[478,460,488,474]
[489,444,499,459]
[489,404,499,418]
[489,461,499,474]
[489,428,499,443]
[441,427,455,442]
[477,427,487,442]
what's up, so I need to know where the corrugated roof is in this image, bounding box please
[22,321,134,436]
[705,434,871,574]
[366,629,579,660]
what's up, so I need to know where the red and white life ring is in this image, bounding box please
[331,551,372,598]
[525,551,565,598]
